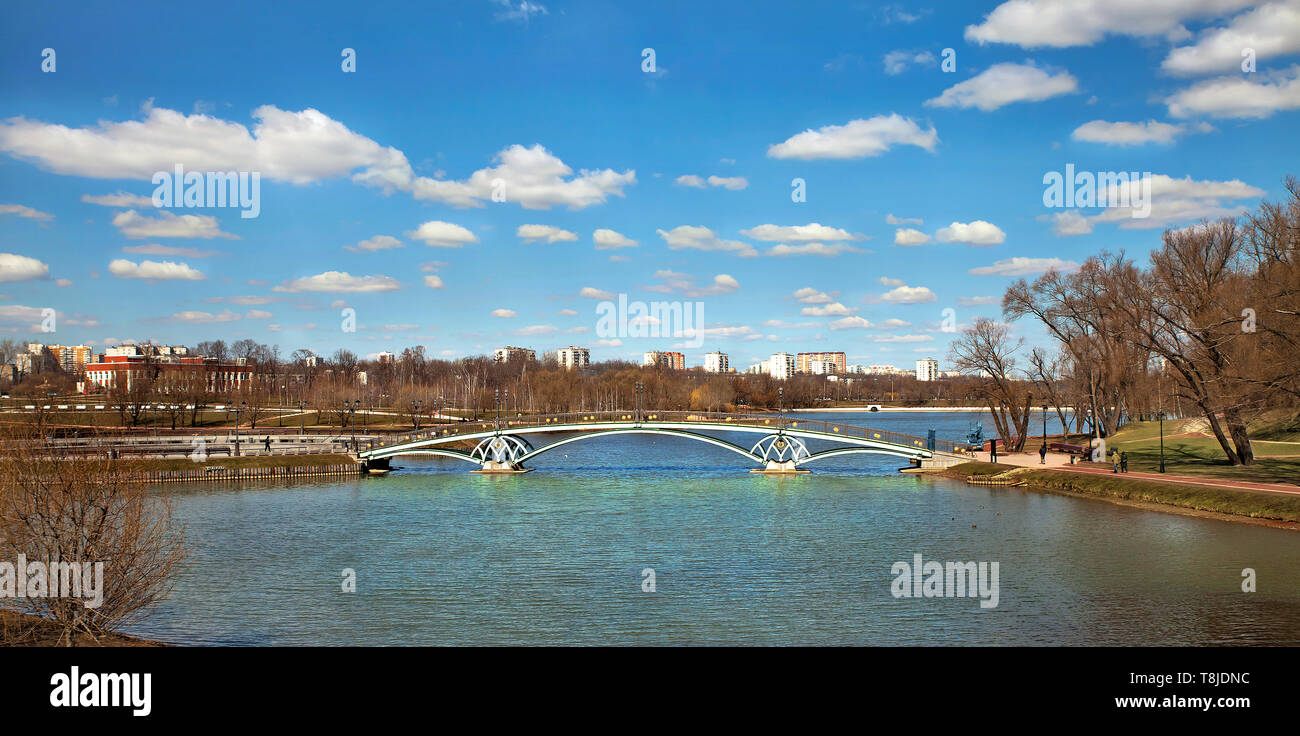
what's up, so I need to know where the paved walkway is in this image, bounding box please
[984,451,1300,498]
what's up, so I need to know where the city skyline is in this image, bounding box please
[2,1,1298,368]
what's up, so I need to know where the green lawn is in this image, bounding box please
[1105,419,1300,485]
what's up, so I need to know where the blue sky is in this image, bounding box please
[2,0,1298,367]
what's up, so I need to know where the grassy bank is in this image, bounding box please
[1103,417,1300,485]
[0,609,163,647]
[943,461,1300,523]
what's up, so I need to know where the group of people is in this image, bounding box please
[987,441,1130,473]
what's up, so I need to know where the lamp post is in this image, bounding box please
[494,388,500,430]
[411,399,422,431]
[778,386,784,427]
[635,381,644,423]
[343,399,358,452]
[1159,411,1166,473]
[1041,404,1048,463]
[297,399,305,435]
[234,401,246,457]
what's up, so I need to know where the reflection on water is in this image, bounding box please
[133,412,1300,646]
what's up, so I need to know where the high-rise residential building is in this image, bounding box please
[703,351,729,373]
[642,350,684,369]
[494,346,536,363]
[49,344,93,375]
[375,351,396,364]
[557,346,590,370]
[797,351,846,375]
[769,352,796,380]
[916,358,939,382]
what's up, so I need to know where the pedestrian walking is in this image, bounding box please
[1038,443,1047,464]
[990,441,998,463]
[1112,448,1119,474]
[264,436,272,453]
[1120,450,1129,473]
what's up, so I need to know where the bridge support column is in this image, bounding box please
[471,460,533,474]
[750,459,810,474]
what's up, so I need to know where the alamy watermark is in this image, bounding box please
[152,163,261,218]
[891,553,999,609]
[1043,164,1151,219]
[596,294,705,348]
[0,554,105,609]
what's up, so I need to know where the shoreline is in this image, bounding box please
[0,609,166,647]
[937,462,1300,531]
[789,406,1070,413]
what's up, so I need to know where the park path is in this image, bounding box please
[988,451,1300,498]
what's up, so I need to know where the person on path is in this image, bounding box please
[1039,443,1047,464]
[1120,450,1129,473]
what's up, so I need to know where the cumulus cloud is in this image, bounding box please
[0,204,53,222]
[644,270,740,297]
[792,287,835,304]
[958,296,1001,306]
[1165,65,1300,119]
[676,174,748,190]
[406,220,479,247]
[877,285,938,303]
[272,271,400,292]
[0,105,632,210]
[593,228,638,249]
[111,209,237,239]
[517,224,578,243]
[964,0,1256,48]
[491,308,517,318]
[883,49,937,75]
[81,191,154,208]
[170,309,241,323]
[767,114,939,160]
[894,227,930,246]
[579,286,614,299]
[423,275,444,289]
[656,225,758,257]
[741,222,861,242]
[886,213,923,225]
[1162,2,1300,76]
[801,302,855,316]
[1071,119,1211,145]
[1066,174,1266,230]
[765,242,865,257]
[935,220,1006,245]
[108,258,205,280]
[0,253,50,282]
[345,235,403,252]
[926,62,1078,111]
[969,257,1080,276]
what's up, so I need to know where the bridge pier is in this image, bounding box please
[470,460,533,474]
[750,459,810,474]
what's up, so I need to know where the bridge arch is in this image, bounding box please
[516,428,761,464]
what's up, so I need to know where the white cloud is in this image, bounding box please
[1071,119,1210,145]
[406,220,479,247]
[765,242,865,257]
[886,213,923,225]
[558,308,578,316]
[1162,2,1300,76]
[878,285,938,303]
[675,174,706,188]
[1072,173,1266,229]
[491,309,517,318]
[170,309,240,323]
[515,324,559,336]
[580,286,614,299]
[0,253,50,282]
[0,204,53,222]
[345,235,403,252]
[935,220,1006,245]
[707,175,748,190]
[273,271,400,292]
[108,258,205,281]
[593,228,638,249]
[245,309,273,319]
[1048,211,1094,236]
[873,334,934,343]
[829,316,875,330]
[494,1,548,24]
[423,275,444,289]
[894,227,930,246]
[801,302,855,316]
[969,257,1080,276]
[792,287,835,304]
[111,209,236,239]
[645,271,740,297]
[517,224,578,243]
[408,143,635,210]
[883,49,937,75]
[767,114,939,160]
[964,0,1255,48]
[122,243,221,258]
[0,105,632,211]
[926,62,1078,111]
[958,296,1001,306]
[81,191,154,208]
[878,277,905,287]
[1165,65,1300,119]
[656,225,758,257]
[741,222,861,242]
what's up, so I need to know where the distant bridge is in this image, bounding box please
[357,410,971,473]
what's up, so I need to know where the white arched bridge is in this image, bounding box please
[357,410,971,474]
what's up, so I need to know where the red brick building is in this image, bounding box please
[82,355,252,394]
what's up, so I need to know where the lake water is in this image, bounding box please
[133,411,1300,646]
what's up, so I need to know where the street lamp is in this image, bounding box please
[778,386,784,427]
[494,388,500,430]
[1159,411,1166,473]
[343,399,358,452]
[1041,404,1048,463]
[297,399,306,435]
[411,399,422,431]
[234,401,247,456]
[634,381,644,423]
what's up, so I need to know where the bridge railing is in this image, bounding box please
[362,410,964,455]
